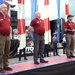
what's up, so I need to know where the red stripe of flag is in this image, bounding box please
[65,3,69,15]
[44,0,49,5]
[18,19,26,34]
[18,0,24,4]
[44,18,50,31]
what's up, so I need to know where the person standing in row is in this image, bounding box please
[52,33,59,56]
[0,4,12,73]
[62,34,66,54]
[29,12,48,64]
[64,14,75,58]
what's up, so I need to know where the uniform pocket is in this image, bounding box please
[0,19,4,25]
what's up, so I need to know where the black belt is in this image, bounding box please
[66,33,74,35]
[0,34,9,36]
[37,33,44,36]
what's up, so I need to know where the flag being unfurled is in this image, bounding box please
[44,0,51,44]
[18,0,26,49]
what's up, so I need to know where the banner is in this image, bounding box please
[56,0,60,42]
[30,0,38,41]
[0,0,5,4]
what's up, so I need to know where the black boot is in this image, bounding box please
[0,68,4,73]
[19,49,22,61]
[23,48,28,60]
